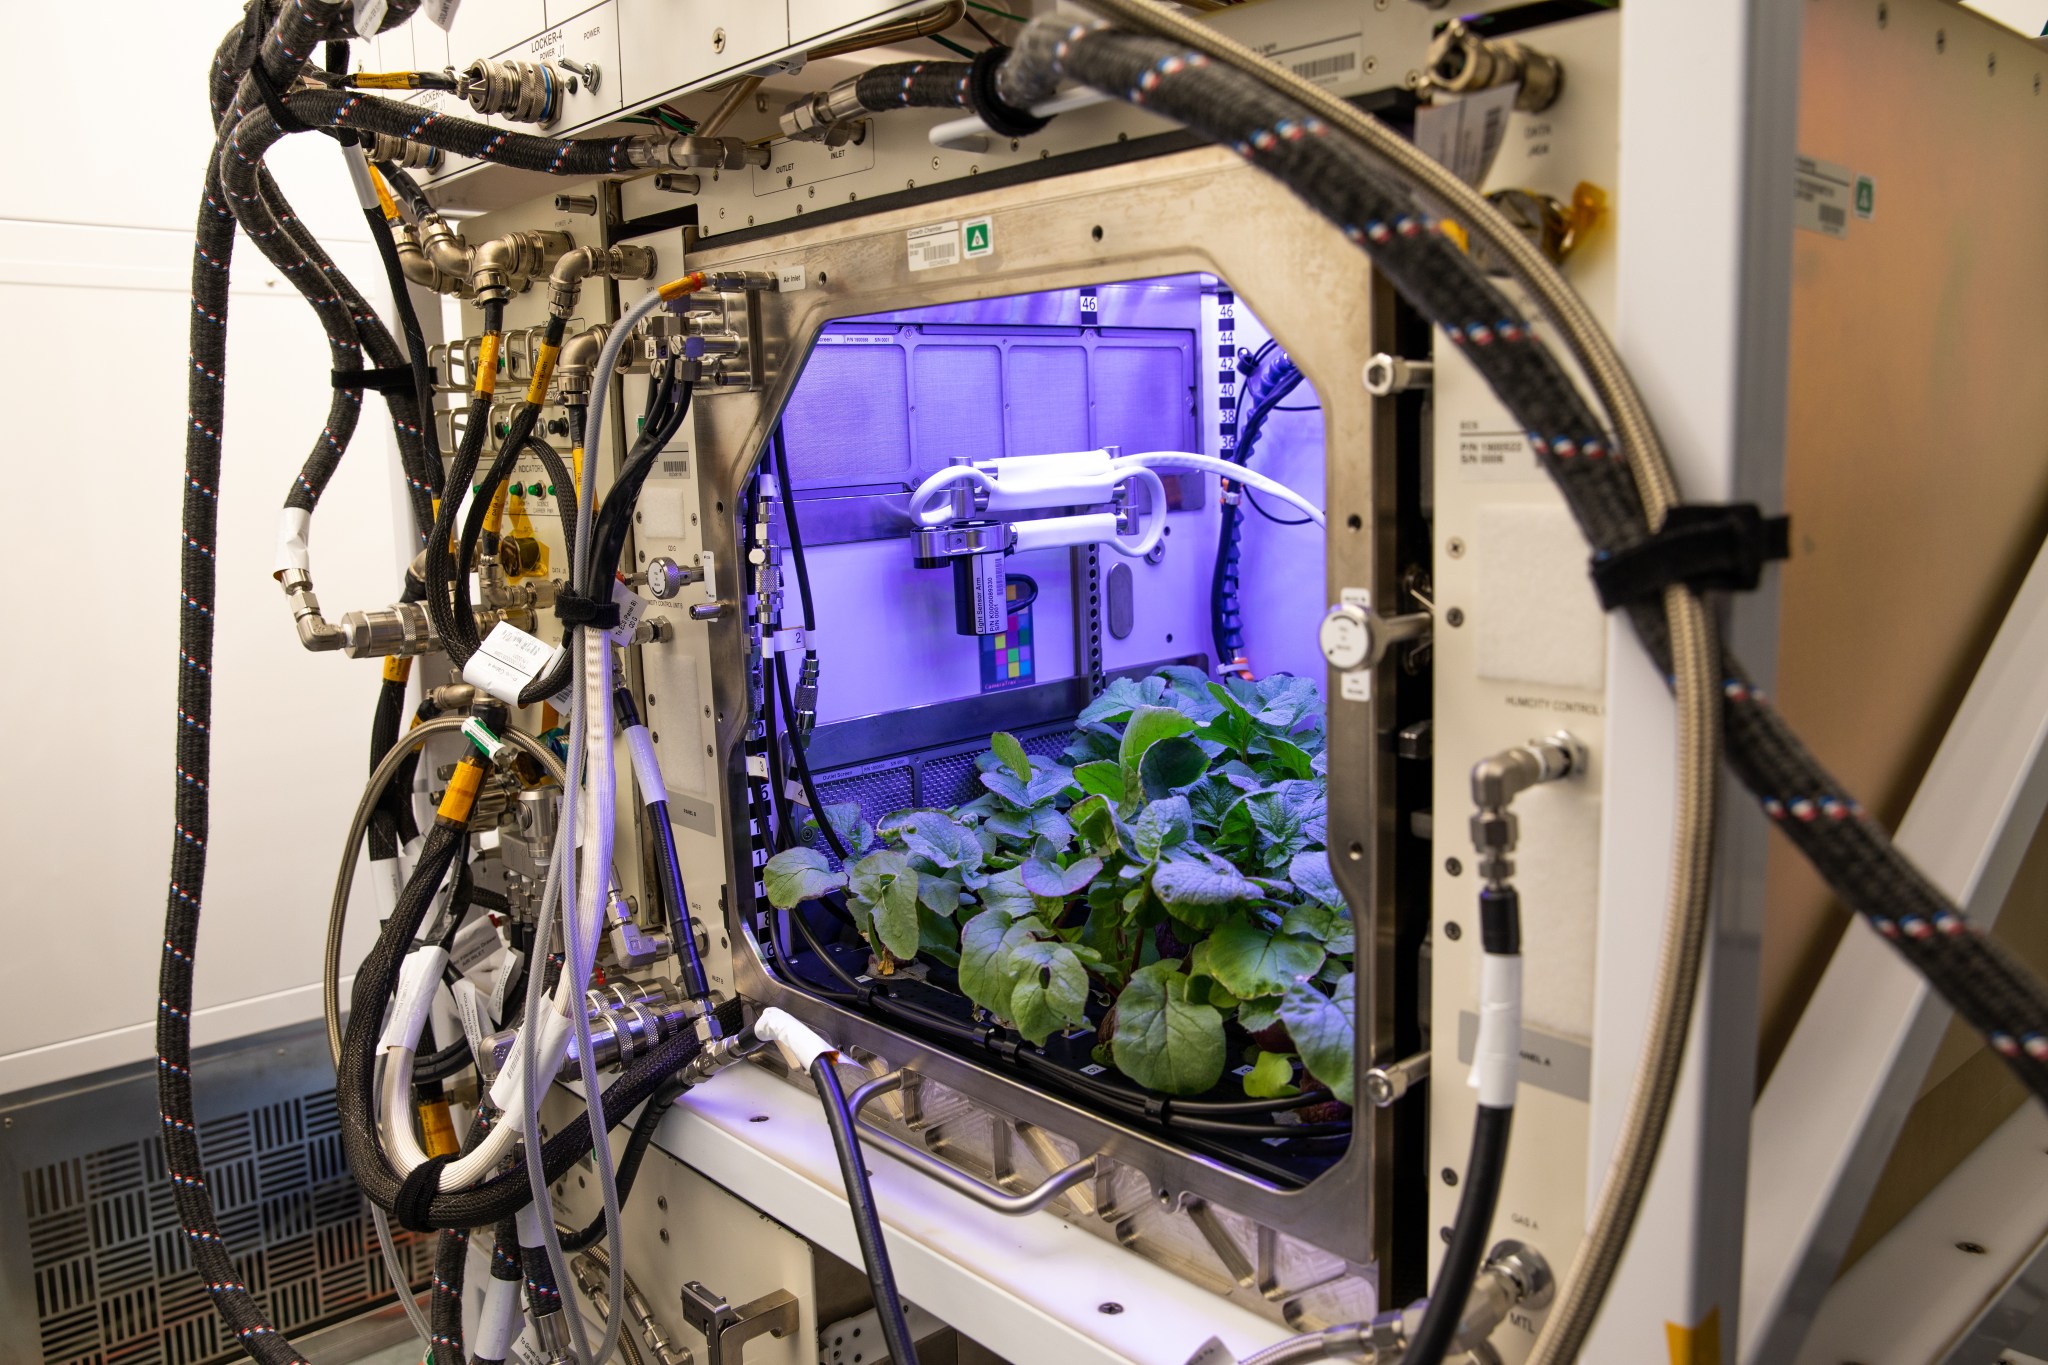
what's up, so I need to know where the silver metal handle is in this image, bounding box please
[845,1070,1098,1217]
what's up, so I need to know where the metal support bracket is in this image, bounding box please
[679,1282,799,1365]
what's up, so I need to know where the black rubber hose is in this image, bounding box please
[775,654,851,862]
[811,1056,921,1365]
[1403,1105,1513,1365]
[358,195,443,502]
[367,672,411,861]
[770,426,817,632]
[613,686,713,1002]
[556,1075,688,1253]
[853,60,975,111]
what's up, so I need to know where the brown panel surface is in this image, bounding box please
[1767,0,2048,1076]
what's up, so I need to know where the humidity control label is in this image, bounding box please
[907,220,962,271]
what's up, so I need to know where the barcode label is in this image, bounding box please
[1793,155,1855,239]
[662,457,689,477]
[1292,51,1356,81]
[1817,204,1845,229]
[907,220,962,272]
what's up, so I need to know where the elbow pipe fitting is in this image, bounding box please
[393,221,465,296]
[1426,18,1564,113]
[546,245,660,319]
[469,229,575,305]
[1469,732,1585,884]
[556,324,609,403]
[280,569,345,653]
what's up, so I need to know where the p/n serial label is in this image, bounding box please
[1456,420,1540,481]
[907,220,961,271]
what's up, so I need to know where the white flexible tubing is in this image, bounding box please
[514,285,668,1365]
[1116,451,1326,526]
[908,461,1169,555]
[367,1056,436,1345]
[907,465,996,527]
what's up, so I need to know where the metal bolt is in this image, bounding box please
[1988,52,1997,75]
[1877,0,1887,25]
[1446,537,1466,559]
[712,26,726,51]
[750,1114,771,1123]
[1365,55,1378,73]
[657,1196,668,1211]
[1446,857,1463,877]
[1098,1303,1125,1315]
[1444,921,1463,941]
[1446,606,1465,627]
[1957,1241,1987,1254]
[1442,1167,1458,1186]
[554,194,599,215]
[1936,27,1946,52]
[659,1227,671,1242]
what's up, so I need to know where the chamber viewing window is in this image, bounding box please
[750,272,1365,1186]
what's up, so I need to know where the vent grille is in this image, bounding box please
[22,1089,429,1365]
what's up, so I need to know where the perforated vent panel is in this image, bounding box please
[804,726,1076,857]
[9,1047,427,1365]
[782,342,912,485]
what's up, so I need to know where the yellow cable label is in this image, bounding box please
[1665,1308,1722,1365]
[656,271,709,302]
[417,1098,459,1156]
[367,164,400,222]
[437,759,486,824]
[524,341,561,405]
[483,480,508,537]
[382,656,413,683]
[355,71,421,90]
[571,446,585,491]
[475,334,501,397]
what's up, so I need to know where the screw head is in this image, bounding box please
[1446,537,1466,559]
[659,1227,670,1243]
[1098,1302,1124,1315]
[1442,1167,1459,1186]
[1445,857,1463,876]
[1444,921,1463,940]
[1446,606,1466,627]
[1957,1241,1988,1254]
[712,26,726,51]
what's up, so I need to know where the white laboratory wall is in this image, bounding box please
[0,4,407,1094]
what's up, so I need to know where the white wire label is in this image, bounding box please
[608,580,650,645]
[422,0,463,30]
[462,621,564,706]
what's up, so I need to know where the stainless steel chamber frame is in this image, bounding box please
[679,145,1404,1300]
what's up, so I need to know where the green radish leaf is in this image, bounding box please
[803,802,874,857]
[958,908,1037,1014]
[873,870,923,960]
[1279,973,1355,1107]
[1020,854,1102,901]
[917,906,962,967]
[1139,735,1210,800]
[1119,705,1197,775]
[1205,920,1326,999]
[1289,850,1341,906]
[1074,760,1125,801]
[762,848,847,908]
[1008,940,1091,1044]
[977,867,1036,918]
[1068,793,1118,855]
[883,810,981,870]
[1280,900,1354,956]
[1150,851,1259,924]
[848,849,912,903]
[1132,796,1195,861]
[1249,733,1316,781]
[1112,962,1226,1096]
[1236,995,1284,1034]
[990,730,1032,782]
[1242,1048,1300,1098]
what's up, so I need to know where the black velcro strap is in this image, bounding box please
[246,55,318,136]
[333,366,416,393]
[555,590,620,630]
[1589,503,1790,611]
[967,47,1052,139]
[392,1153,451,1232]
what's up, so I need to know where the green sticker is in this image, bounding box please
[964,216,994,258]
[1854,174,1875,220]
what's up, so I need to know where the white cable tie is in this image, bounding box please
[1469,953,1522,1110]
[378,947,450,1053]
[752,1007,837,1070]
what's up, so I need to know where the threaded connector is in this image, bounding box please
[459,56,571,125]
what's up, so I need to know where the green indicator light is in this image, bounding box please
[528,482,546,497]
[547,484,556,496]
